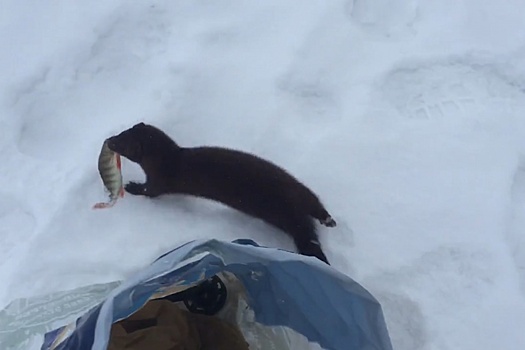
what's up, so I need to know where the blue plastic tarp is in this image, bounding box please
[41,239,393,350]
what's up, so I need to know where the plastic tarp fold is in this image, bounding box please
[41,238,393,350]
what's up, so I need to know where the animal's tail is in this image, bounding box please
[290,216,330,265]
[295,237,330,265]
[266,201,331,264]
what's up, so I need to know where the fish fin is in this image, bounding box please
[116,154,122,170]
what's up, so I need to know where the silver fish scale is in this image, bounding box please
[97,140,123,201]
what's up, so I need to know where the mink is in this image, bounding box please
[107,122,336,264]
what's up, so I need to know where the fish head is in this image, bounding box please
[107,122,177,163]
[106,123,145,163]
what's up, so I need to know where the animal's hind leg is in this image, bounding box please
[310,201,337,227]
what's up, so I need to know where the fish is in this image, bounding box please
[93,139,125,209]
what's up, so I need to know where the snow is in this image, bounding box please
[2,0,525,349]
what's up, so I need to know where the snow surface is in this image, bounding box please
[2,0,525,349]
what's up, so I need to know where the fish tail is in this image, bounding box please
[93,201,115,209]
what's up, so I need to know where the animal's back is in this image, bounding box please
[168,146,331,263]
[170,146,318,216]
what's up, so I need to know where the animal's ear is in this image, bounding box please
[133,122,146,128]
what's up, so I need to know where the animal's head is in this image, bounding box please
[106,122,178,163]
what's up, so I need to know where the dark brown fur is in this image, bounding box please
[107,122,336,264]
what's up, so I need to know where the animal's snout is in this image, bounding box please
[106,136,117,151]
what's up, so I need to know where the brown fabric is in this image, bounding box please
[187,312,250,350]
[107,299,249,350]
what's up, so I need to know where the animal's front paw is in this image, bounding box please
[125,182,147,195]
